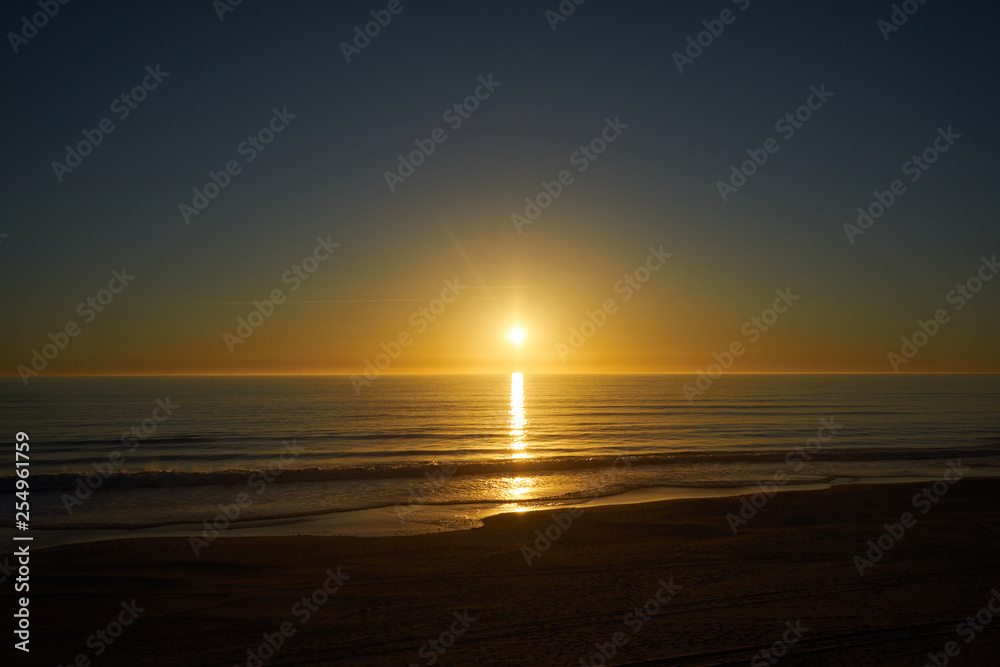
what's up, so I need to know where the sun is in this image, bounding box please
[506,327,526,345]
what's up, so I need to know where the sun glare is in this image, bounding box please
[507,327,526,345]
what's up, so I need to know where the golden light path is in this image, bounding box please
[508,372,529,460]
[507,476,533,497]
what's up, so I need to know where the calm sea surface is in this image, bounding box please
[2,374,998,538]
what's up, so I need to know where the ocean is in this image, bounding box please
[2,374,999,546]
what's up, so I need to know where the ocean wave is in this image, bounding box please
[3,444,999,493]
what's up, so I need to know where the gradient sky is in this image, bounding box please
[2,0,998,378]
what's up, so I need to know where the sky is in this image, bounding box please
[1,0,999,379]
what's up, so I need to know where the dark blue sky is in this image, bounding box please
[2,0,998,375]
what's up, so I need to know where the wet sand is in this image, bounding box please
[16,478,1000,666]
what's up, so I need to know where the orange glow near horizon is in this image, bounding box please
[6,275,999,377]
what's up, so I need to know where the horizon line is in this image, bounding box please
[5,371,1000,379]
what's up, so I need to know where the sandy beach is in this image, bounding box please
[13,478,998,666]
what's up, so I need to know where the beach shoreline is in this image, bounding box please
[13,478,1000,665]
[10,468,1000,552]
